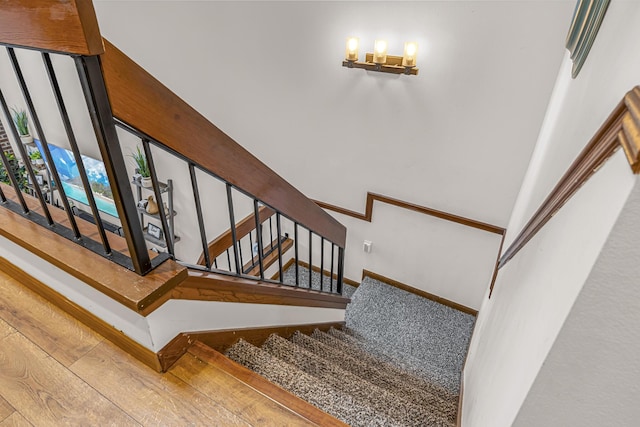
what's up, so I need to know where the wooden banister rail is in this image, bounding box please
[100,39,346,247]
[0,0,103,55]
[498,86,640,269]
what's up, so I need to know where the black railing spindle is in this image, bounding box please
[226,183,242,274]
[249,231,255,268]
[253,200,265,279]
[0,90,30,213]
[142,138,174,256]
[294,222,299,287]
[75,55,152,274]
[269,217,274,249]
[189,162,210,268]
[320,237,325,292]
[42,53,111,254]
[308,229,313,288]
[276,213,283,283]
[330,243,335,293]
[337,247,345,295]
[8,48,81,239]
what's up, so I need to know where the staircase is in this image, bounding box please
[221,273,474,427]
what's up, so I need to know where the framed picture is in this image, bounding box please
[147,223,163,240]
[28,174,45,186]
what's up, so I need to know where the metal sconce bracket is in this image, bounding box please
[342,53,418,76]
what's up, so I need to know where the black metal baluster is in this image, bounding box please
[8,48,81,238]
[337,247,345,295]
[238,236,245,272]
[294,222,299,287]
[269,217,274,249]
[42,53,111,254]
[75,55,151,274]
[214,257,218,269]
[276,213,283,284]
[226,248,232,271]
[189,163,210,268]
[330,243,335,293]
[320,237,325,292]
[249,231,255,267]
[142,139,174,256]
[0,94,30,212]
[0,185,5,203]
[253,200,265,280]
[308,229,313,288]
[226,183,242,274]
[0,147,22,205]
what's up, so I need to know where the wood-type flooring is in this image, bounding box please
[0,267,323,426]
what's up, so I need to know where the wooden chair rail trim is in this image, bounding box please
[0,257,164,371]
[498,86,640,269]
[173,271,351,309]
[314,192,505,235]
[0,184,187,316]
[100,38,346,247]
[0,0,104,55]
[362,269,478,316]
[188,341,348,427]
[189,322,346,354]
[197,205,275,265]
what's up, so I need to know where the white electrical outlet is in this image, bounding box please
[363,240,373,253]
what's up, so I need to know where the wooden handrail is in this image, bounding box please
[0,0,103,55]
[197,205,275,266]
[499,86,640,269]
[100,39,346,247]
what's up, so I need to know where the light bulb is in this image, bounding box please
[373,39,388,64]
[345,37,359,61]
[403,42,418,67]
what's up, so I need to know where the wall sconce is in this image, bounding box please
[342,38,419,76]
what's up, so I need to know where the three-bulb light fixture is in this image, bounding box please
[343,37,418,75]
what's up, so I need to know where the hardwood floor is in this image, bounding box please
[0,268,319,426]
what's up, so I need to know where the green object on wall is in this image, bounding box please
[566,0,611,78]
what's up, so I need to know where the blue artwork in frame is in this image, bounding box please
[34,139,119,218]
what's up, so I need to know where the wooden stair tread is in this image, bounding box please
[188,341,348,427]
[0,184,187,315]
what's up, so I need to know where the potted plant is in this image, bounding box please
[0,151,27,191]
[130,146,152,187]
[29,150,44,166]
[11,107,33,144]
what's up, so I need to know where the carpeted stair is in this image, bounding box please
[225,266,474,426]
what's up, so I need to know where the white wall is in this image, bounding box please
[91,0,571,306]
[463,2,640,426]
[330,203,502,309]
[512,178,640,427]
[463,150,635,427]
[0,235,344,351]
